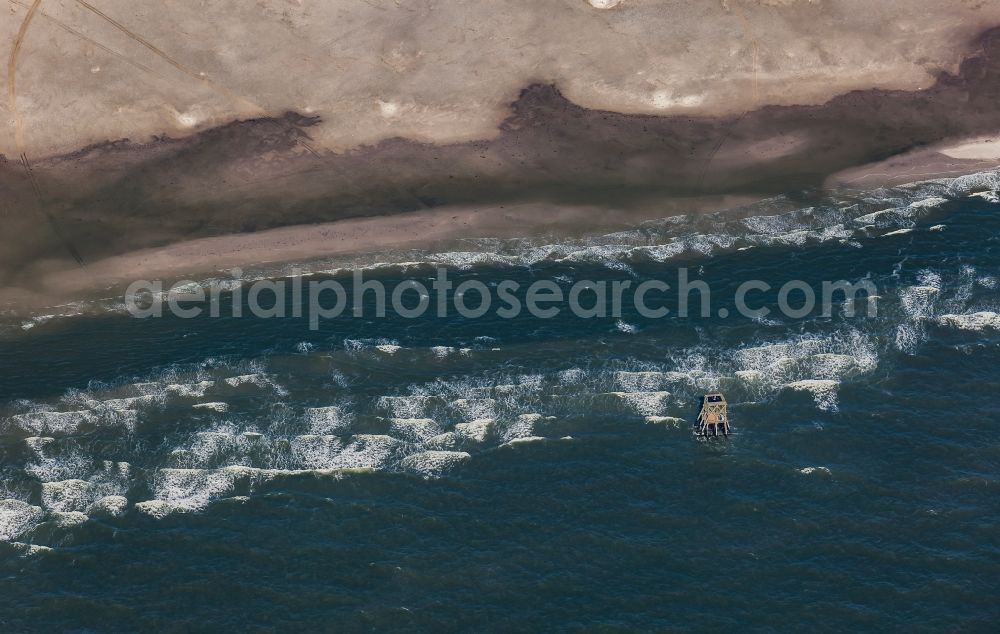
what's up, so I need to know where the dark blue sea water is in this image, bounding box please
[1,175,998,631]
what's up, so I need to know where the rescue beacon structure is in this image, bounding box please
[696,393,730,437]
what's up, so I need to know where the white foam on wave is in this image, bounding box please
[450,398,497,421]
[376,395,436,419]
[7,410,95,435]
[0,499,44,541]
[179,430,241,468]
[379,174,960,276]
[7,542,52,556]
[496,413,542,443]
[799,466,832,475]
[644,416,685,426]
[304,405,352,434]
[853,207,915,228]
[948,171,1000,196]
[135,500,173,519]
[558,368,587,384]
[34,458,131,512]
[81,393,165,430]
[48,511,89,528]
[729,330,876,405]
[454,419,493,442]
[41,479,97,513]
[343,338,400,352]
[427,251,519,269]
[506,436,546,445]
[23,437,93,482]
[918,269,943,288]
[389,418,441,443]
[100,395,164,410]
[400,451,470,477]
[900,286,940,317]
[499,373,543,392]
[785,380,840,411]
[609,391,671,416]
[423,432,460,450]
[166,381,215,398]
[322,434,406,471]
[971,190,1000,203]
[151,466,266,513]
[798,354,863,380]
[1,357,479,526]
[894,276,944,353]
[615,371,672,392]
[223,373,288,395]
[167,431,395,480]
[193,402,229,412]
[89,495,129,518]
[20,314,56,331]
[894,322,924,354]
[938,312,1000,331]
[290,435,344,469]
[632,242,686,262]
[910,196,950,209]
[742,213,794,235]
[616,320,639,334]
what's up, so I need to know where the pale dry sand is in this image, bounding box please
[939,137,1000,160]
[5,0,1000,158]
[825,147,1000,190]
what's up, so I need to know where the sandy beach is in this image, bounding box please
[4,16,1000,314]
